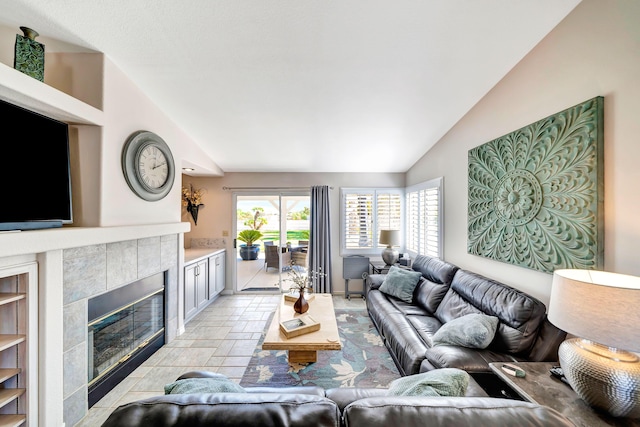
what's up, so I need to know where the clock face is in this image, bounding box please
[137,143,169,190]
[122,131,175,201]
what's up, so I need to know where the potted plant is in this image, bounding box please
[237,229,264,261]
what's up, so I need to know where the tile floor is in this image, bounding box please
[78,292,366,427]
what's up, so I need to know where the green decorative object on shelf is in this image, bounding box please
[14,26,45,82]
[467,96,604,273]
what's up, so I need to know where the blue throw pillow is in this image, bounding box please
[387,368,470,396]
[164,376,246,394]
[431,313,499,349]
[378,266,423,303]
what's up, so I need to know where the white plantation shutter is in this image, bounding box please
[343,191,374,249]
[341,188,403,254]
[376,192,402,243]
[406,178,443,258]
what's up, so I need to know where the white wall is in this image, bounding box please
[182,172,405,294]
[406,0,640,306]
[98,57,222,226]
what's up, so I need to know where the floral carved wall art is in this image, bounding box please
[467,97,604,273]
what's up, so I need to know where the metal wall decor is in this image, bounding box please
[467,97,604,273]
[14,26,45,81]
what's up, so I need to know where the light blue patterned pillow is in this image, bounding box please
[432,313,499,349]
[387,368,470,396]
[378,266,423,303]
[164,376,246,395]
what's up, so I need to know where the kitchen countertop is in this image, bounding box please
[184,247,225,263]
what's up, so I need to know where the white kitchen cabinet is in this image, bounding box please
[184,259,207,321]
[184,249,225,323]
[208,251,226,300]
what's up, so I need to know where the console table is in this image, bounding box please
[489,362,640,427]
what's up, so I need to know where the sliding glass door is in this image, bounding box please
[233,191,310,293]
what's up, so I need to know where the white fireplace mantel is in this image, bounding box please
[0,222,190,259]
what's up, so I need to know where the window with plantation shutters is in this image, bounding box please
[343,191,374,250]
[341,188,403,255]
[406,177,443,258]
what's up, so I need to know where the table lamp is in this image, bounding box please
[379,230,400,266]
[548,269,640,418]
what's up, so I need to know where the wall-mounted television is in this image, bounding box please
[0,98,72,231]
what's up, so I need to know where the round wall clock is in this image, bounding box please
[122,130,175,201]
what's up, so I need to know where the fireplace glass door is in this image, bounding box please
[88,289,164,385]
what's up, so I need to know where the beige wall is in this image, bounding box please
[406,0,640,306]
[182,172,405,294]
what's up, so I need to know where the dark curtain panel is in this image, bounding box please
[309,185,332,293]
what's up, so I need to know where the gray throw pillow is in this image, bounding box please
[378,266,423,303]
[431,313,499,349]
[387,368,470,396]
[164,376,246,395]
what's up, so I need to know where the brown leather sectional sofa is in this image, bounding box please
[365,254,567,377]
[102,371,574,427]
[101,255,573,426]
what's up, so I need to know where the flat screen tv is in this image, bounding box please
[0,98,72,231]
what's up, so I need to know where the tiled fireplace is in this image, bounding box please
[62,234,180,426]
[87,272,166,407]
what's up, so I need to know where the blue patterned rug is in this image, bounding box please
[240,309,400,388]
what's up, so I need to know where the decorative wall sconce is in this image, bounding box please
[182,185,204,225]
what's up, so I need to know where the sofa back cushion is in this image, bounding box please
[434,270,547,355]
[342,397,574,427]
[102,393,340,427]
[411,255,459,315]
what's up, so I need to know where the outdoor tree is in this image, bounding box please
[243,207,268,230]
[288,207,310,220]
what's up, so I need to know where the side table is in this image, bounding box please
[489,362,640,427]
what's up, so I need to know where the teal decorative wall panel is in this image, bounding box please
[467,97,604,273]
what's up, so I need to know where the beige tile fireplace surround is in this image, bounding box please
[0,222,188,427]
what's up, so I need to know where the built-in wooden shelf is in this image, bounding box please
[0,389,25,411]
[0,368,20,383]
[0,293,25,306]
[0,414,26,427]
[0,335,25,352]
[0,61,103,126]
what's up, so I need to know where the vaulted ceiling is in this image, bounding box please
[0,0,581,174]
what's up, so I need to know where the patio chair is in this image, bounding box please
[265,244,291,272]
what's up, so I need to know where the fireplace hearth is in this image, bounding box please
[87,272,166,407]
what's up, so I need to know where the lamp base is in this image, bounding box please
[381,247,398,266]
[559,338,640,418]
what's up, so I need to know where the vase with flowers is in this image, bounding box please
[283,260,312,314]
[182,185,204,225]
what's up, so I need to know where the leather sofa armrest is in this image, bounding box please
[422,346,518,373]
[365,274,386,290]
[526,318,566,362]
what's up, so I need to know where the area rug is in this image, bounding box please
[240,309,401,388]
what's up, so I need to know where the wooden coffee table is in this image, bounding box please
[262,294,341,363]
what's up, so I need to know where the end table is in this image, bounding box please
[489,362,640,427]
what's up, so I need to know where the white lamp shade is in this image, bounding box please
[379,230,400,247]
[548,269,640,352]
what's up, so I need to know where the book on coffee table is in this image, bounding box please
[283,292,315,302]
[279,315,320,338]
